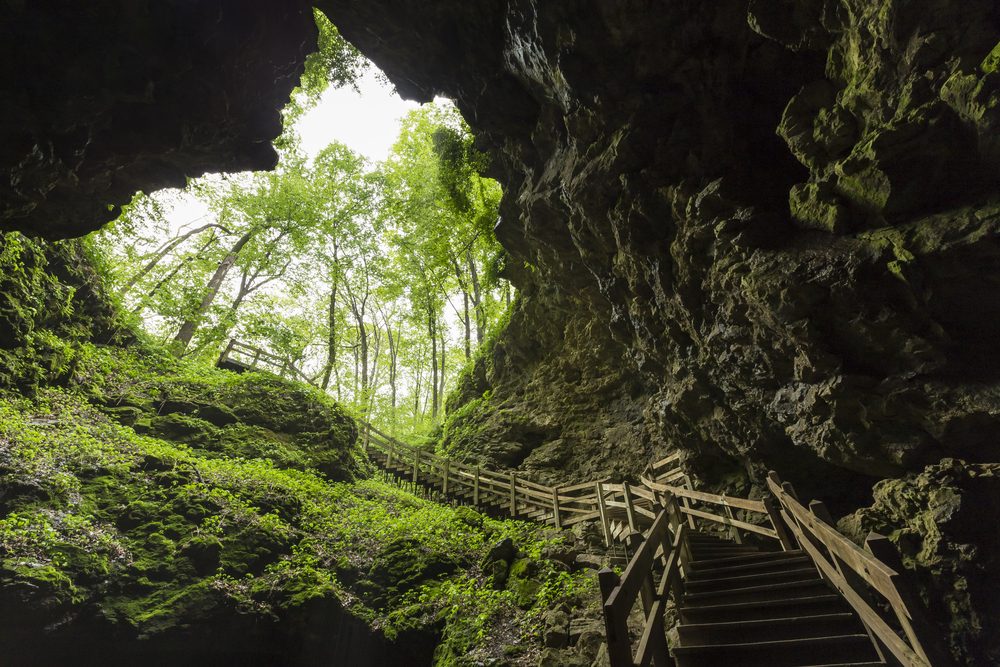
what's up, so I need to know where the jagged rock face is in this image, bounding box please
[3,2,1000,662]
[840,459,1000,664]
[325,5,999,660]
[0,1,315,238]
[324,0,1000,501]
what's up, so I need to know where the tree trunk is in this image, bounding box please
[467,250,484,344]
[322,245,339,391]
[428,302,439,419]
[452,254,472,359]
[134,234,218,313]
[228,272,253,314]
[413,366,422,426]
[388,325,398,419]
[124,223,227,292]
[172,230,252,355]
[353,344,359,402]
[367,324,382,420]
[439,324,446,410]
[462,289,471,360]
[358,321,369,398]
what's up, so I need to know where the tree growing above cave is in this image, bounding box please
[93,102,508,436]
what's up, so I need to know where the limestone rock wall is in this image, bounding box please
[321,3,1000,661]
[3,1,1000,662]
[841,459,1000,662]
[324,0,1000,498]
[1,1,314,238]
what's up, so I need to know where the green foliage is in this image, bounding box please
[0,231,587,664]
[0,386,591,660]
[279,9,369,130]
[981,41,1000,75]
[90,100,513,440]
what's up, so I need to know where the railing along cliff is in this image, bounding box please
[218,338,950,667]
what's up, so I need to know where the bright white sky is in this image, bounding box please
[297,70,421,161]
[165,70,421,231]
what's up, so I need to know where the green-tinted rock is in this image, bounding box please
[505,557,541,608]
[981,42,1000,74]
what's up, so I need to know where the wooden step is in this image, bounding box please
[672,634,879,667]
[678,613,862,646]
[684,567,820,593]
[683,579,830,607]
[689,541,758,551]
[688,550,805,571]
[685,553,810,579]
[689,546,761,558]
[680,594,847,624]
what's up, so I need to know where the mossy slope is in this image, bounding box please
[0,232,600,666]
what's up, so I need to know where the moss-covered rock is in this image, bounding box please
[841,459,1000,665]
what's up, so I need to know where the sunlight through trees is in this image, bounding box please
[93,101,510,438]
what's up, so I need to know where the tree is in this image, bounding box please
[171,229,253,355]
[92,99,512,437]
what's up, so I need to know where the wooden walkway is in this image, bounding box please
[217,339,950,667]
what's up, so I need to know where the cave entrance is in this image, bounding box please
[86,11,512,443]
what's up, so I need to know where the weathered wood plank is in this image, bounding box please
[650,452,681,470]
[783,515,928,667]
[679,506,778,539]
[605,510,672,616]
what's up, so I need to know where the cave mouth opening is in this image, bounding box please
[85,11,514,441]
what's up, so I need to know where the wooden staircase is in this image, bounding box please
[674,532,882,667]
[216,339,950,667]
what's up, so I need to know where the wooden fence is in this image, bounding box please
[766,471,951,667]
[219,339,315,385]
[364,422,670,539]
[217,339,948,667]
[594,467,950,667]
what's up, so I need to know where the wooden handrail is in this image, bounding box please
[601,502,687,667]
[766,471,949,667]
[640,474,767,513]
[650,451,681,470]
[219,339,946,667]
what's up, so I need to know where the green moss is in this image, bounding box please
[506,557,542,608]
[981,42,1000,75]
[0,388,593,661]
[0,234,589,662]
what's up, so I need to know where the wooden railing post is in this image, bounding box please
[627,533,653,615]
[623,484,638,532]
[473,466,481,507]
[721,494,742,544]
[598,568,632,667]
[808,500,889,663]
[412,449,421,485]
[667,493,693,567]
[219,338,236,365]
[865,533,953,667]
[763,493,797,550]
[442,459,450,496]
[628,530,671,667]
[662,519,685,600]
[509,472,517,516]
[680,474,697,530]
[596,482,612,547]
[551,485,562,529]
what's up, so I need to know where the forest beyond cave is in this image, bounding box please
[2,2,1000,666]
